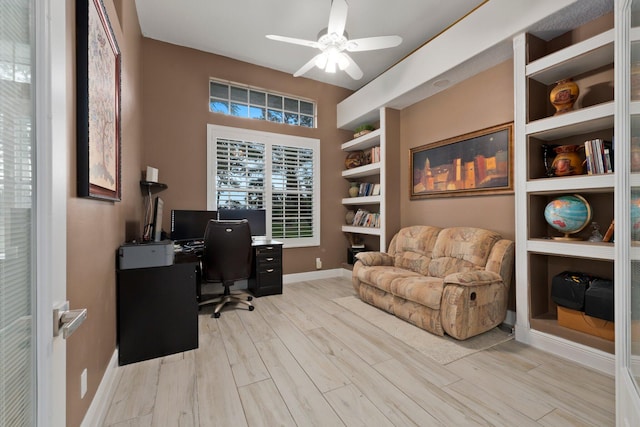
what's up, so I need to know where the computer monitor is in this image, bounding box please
[151,197,164,242]
[218,209,266,237]
[170,210,218,242]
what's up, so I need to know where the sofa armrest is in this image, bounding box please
[355,251,394,267]
[443,270,504,287]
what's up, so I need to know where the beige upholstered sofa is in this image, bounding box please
[352,226,514,340]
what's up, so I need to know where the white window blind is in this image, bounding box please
[208,125,320,247]
[272,145,314,239]
[215,138,266,209]
[0,0,35,425]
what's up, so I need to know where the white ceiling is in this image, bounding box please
[134,0,486,91]
[134,0,614,93]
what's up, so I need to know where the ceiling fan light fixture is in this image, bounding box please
[266,0,401,80]
[315,53,328,69]
[325,58,337,73]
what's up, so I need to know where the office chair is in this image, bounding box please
[199,219,255,318]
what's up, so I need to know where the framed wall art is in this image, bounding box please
[76,0,121,201]
[410,122,513,199]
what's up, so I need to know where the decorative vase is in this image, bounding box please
[550,78,579,115]
[551,144,583,176]
[348,182,359,197]
[345,151,365,169]
[345,210,356,225]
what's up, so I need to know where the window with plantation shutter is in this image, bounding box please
[208,125,320,247]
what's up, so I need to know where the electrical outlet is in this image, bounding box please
[81,369,87,399]
[315,257,322,269]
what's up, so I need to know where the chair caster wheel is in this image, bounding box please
[213,312,221,318]
[248,305,255,311]
[247,296,253,301]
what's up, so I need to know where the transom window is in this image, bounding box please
[209,79,316,128]
[207,125,320,248]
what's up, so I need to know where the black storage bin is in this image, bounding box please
[551,271,592,310]
[584,278,614,321]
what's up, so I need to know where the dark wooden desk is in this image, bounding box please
[175,240,284,298]
[116,262,199,365]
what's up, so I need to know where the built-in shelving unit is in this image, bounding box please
[514,20,616,373]
[340,107,400,254]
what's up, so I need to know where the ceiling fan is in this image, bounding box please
[266,0,402,80]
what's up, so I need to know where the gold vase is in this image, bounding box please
[551,145,583,176]
[550,78,579,115]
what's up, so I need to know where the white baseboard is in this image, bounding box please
[81,350,119,427]
[282,268,345,284]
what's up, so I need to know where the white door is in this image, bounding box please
[617,0,640,424]
[0,0,68,426]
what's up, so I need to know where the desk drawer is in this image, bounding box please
[255,245,281,257]
[256,267,281,282]
[257,256,280,269]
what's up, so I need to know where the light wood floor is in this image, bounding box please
[102,277,615,427]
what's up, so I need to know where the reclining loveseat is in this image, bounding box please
[352,226,514,340]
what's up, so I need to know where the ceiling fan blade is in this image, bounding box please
[327,0,348,36]
[293,54,324,77]
[266,34,319,49]
[341,53,363,80]
[346,35,403,52]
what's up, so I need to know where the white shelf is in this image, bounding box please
[527,238,615,261]
[514,20,618,371]
[342,196,382,205]
[525,102,614,140]
[342,162,381,178]
[526,29,614,84]
[341,128,381,151]
[526,174,615,194]
[342,225,382,236]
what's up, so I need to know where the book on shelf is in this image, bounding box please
[354,182,380,197]
[369,146,381,163]
[583,139,613,175]
[351,209,380,228]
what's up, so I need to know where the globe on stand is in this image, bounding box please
[543,194,592,240]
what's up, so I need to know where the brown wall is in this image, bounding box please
[141,39,353,274]
[66,0,144,426]
[400,60,516,308]
[400,59,515,240]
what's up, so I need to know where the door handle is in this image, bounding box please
[53,302,87,339]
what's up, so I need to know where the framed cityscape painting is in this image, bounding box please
[411,122,513,199]
[76,0,121,201]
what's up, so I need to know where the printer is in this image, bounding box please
[118,240,174,270]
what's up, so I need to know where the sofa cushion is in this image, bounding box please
[428,227,502,278]
[353,265,422,293]
[390,276,444,310]
[391,225,441,275]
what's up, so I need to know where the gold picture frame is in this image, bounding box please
[410,122,513,199]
